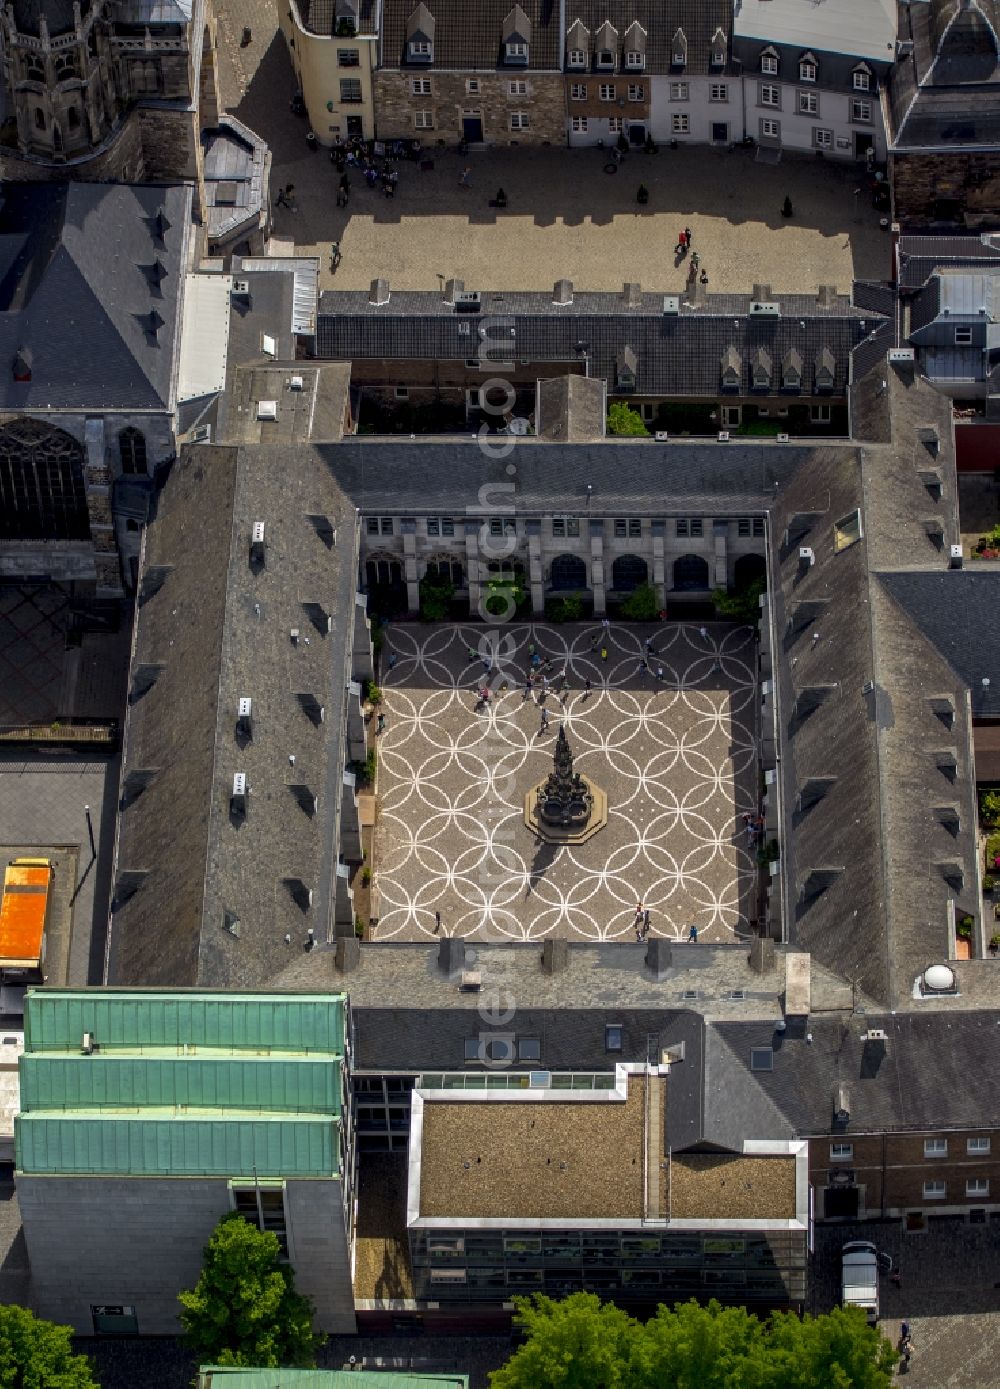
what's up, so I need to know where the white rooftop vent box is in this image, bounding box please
[799,546,815,565]
[261,333,276,357]
[257,399,278,421]
[863,1028,888,1043]
[232,772,247,797]
[238,697,252,719]
[750,301,780,317]
[231,773,248,816]
[662,295,680,315]
[718,430,730,442]
[655,431,669,441]
[252,522,265,545]
[922,963,956,994]
[949,544,963,569]
[289,375,304,391]
[777,432,790,442]
[459,969,482,991]
[454,290,482,313]
[888,348,915,364]
[249,522,266,567]
[232,279,251,297]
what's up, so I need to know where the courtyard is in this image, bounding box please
[372,621,759,943]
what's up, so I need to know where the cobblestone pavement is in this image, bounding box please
[213,3,888,296]
[812,1219,1000,1387]
[373,621,758,942]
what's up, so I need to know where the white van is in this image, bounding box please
[841,1240,890,1323]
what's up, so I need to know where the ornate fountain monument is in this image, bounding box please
[524,725,608,845]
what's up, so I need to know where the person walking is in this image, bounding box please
[601,616,611,631]
[656,664,664,681]
[675,228,687,254]
[601,646,609,663]
[684,225,692,249]
[643,908,651,933]
[688,924,698,943]
[434,910,441,934]
[459,166,472,189]
[698,625,709,642]
[584,677,593,697]
[275,187,290,209]
[540,708,549,733]
[388,651,397,671]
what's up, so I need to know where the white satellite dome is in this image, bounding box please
[923,963,956,993]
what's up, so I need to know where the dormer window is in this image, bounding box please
[853,64,871,91]
[616,346,637,392]
[710,27,727,67]
[567,47,586,67]
[623,21,646,71]
[506,41,527,61]
[405,3,435,64]
[782,348,803,391]
[625,50,644,69]
[761,47,778,75]
[596,49,614,68]
[799,52,817,82]
[815,346,835,392]
[720,346,741,391]
[752,347,772,390]
[409,39,431,57]
[672,27,687,67]
[502,6,530,65]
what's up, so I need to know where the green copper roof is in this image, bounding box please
[198,1370,469,1388]
[20,1054,341,1115]
[24,990,345,1055]
[16,1112,339,1177]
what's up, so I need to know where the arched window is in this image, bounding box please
[487,559,524,577]
[119,427,147,475]
[54,53,76,81]
[612,554,648,593]
[550,553,587,591]
[672,554,709,591]
[33,107,46,131]
[0,419,89,541]
[67,106,81,130]
[733,553,766,589]
[25,55,44,82]
[365,556,403,588]
[426,558,464,586]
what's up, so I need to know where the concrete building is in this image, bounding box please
[16,987,356,1336]
[375,0,564,146]
[279,0,379,145]
[888,0,1000,228]
[0,180,192,597]
[732,0,895,161]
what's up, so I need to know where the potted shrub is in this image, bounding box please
[990,933,1000,956]
[984,875,996,894]
[957,915,974,939]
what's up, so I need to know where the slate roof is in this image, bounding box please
[203,117,268,248]
[380,0,561,70]
[0,182,190,412]
[896,234,1000,291]
[108,442,360,990]
[317,287,878,398]
[889,0,1000,150]
[560,1,732,75]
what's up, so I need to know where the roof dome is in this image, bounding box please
[922,963,956,993]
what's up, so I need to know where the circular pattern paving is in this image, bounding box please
[373,622,759,943]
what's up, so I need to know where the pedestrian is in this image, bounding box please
[675,229,687,254]
[376,712,386,734]
[635,901,643,920]
[684,225,692,248]
[275,187,289,209]
[601,646,608,663]
[584,677,592,696]
[459,166,472,188]
[601,616,611,630]
[528,642,536,658]
[540,708,549,732]
[388,651,397,670]
[638,658,647,675]
[523,678,532,699]
[542,674,549,691]
[890,1268,902,1288]
[644,637,654,654]
[467,646,477,663]
[644,909,650,932]
[482,656,491,673]
[901,1320,911,1342]
[698,625,709,641]
[688,924,698,943]
[700,269,709,286]
[241,25,252,46]
[589,635,598,652]
[691,250,700,272]
[434,910,441,933]
[656,664,664,681]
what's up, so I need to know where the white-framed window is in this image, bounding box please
[853,68,870,91]
[411,77,431,94]
[367,516,394,535]
[924,1138,948,1157]
[608,115,623,133]
[851,98,872,122]
[567,48,586,68]
[340,78,362,102]
[830,1142,853,1161]
[812,403,831,422]
[627,83,644,101]
[599,83,616,100]
[798,90,818,115]
[409,39,431,57]
[551,517,580,538]
[670,81,689,100]
[710,82,728,101]
[967,1178,990,1197]
[596,49,614,68]
[510,111,529,130]
[923,1180,946,1199]
[625,51,644,69]
[466,77,480,94]
[760,83,780,107]
[672,113,689,134]
[570,82,586,100]
[426,517,455,537]
[505,41,527,60]
[394,385,409,400]
[414,110,433,129]
[968,1137,991,1154]
[814,127,833,149]
[799,59,816,82]
[761,51,778,75]
[571,115,588,133]
[676,518,703,537]
[508,80,527,96]
[760,117,779,140]
[955,327,973,344]
[337,48,360,66]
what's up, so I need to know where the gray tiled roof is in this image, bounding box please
[0,182,191,411]
[380,0,561,70]
[889,0,1000,150]
[561,0,731,76]
[897,234,1000,292]
[317,287,878,398]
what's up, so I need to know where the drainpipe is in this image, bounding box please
[559,0,566,147]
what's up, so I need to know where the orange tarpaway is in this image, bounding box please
[0,860,51,967]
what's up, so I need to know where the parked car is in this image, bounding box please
[841,1240,891,1323]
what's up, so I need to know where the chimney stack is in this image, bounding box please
[749,936,776,974]
[335,937,361,973]
[645,938,672,979]
[541,939,569,974]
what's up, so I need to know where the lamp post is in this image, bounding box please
[83,804,96,860]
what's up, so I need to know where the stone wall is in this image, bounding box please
[0,110,144,184]
[892,150,1000,228]
[374,70,565,144]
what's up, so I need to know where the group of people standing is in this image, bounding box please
[675,225,709,287]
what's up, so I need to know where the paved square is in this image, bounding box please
[373,622,758,942]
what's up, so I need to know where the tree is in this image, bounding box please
[712,577,766,623]
[489,1295,896,1389]
[607,402,649,437]
[179,1212,324,1369]
[621,581,660,621]
[0,1304,99,1389]
[419,571,454,621]
[484,571,527,619]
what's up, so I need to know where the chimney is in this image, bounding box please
[541,939,568,974]
[645,938,672,979]
[553,278,573,306]
[438,937,466,974]
[622,281,642,309]
[748,936,775,974]
[816,284,837,309]
[443,277,464,304]
[335,936,361,972]
[369,277,390,306]
[751,283,771,303]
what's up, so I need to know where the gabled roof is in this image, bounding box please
[0,182,190,411]
[563,1,730,75]
[383,0,558,69]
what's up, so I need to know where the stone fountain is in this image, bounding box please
[524,725,607,845]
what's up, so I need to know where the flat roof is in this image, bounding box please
[178,272,233,402]
[0,860,51,968]
[734,0,896,62]
[668,1153,795,1221]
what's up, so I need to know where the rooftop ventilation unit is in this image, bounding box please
[250,522,265,566]
[718,430,730,442]
[459,969,482,992]
[863,1028,888,1043]
[834,1084,850,1122]
[231,773,248,817]
[799,546,815,566]
[662,295,680,315]
[289,375,304,391]
[454,291,482,313]
[81,1032,95,1055]
[949,544,963,569]
[236,697,252,739]
[655,430,669,441]
[232,279,250,297]
[888,348,915,364]
[257,400,278,421]
[261,333,276,356]
[750,301,780,317]
[777,432,790,442]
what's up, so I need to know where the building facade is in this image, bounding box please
[16,988,356,1336]
[279,0,379,145]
